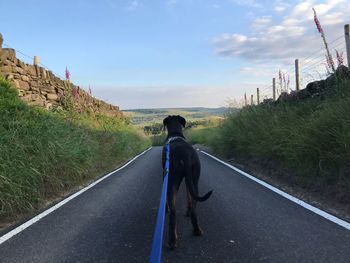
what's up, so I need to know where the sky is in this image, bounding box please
[0,0,349,109]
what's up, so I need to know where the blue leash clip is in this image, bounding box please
[149,143,170,263]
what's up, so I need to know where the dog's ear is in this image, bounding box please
[177,115,186,128]
[163,116,169,129]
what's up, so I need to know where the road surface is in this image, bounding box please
[0,147,349,262]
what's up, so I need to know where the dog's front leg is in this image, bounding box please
[167,186,178,249]
[185,185,192,217]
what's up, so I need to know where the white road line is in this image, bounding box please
[200,150,350,231]
[0,147,152,245]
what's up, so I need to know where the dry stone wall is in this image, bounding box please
[0,33,122,118]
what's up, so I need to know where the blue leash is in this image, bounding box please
[149,143,170,263]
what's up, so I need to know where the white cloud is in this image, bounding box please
[274,6,286,12]
[240,67,255,73]
[274,1,290,13]
[282,18,300,26]
[127,0,142,10]
[273,3,289,13]
[166,0,177,6]
[251,16,272,30]
[231,0,262,8]
[290,1,314,17]
[213,33,247,45]
[240,66,275,77]
[212,0,350,65]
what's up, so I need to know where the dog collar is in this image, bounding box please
[166,136,185,144]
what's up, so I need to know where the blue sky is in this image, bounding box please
[0,0,348,109]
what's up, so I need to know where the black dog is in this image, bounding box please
[162,115,212,249]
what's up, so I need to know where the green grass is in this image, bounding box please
[0,78,150,219]
[185,126,217,145]
[190,78,350,189]
[151,133,167,146]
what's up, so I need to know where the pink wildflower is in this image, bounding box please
[313,7,335,73]
[278,69,283,88]
[325,54,335,72]
[312,8,323,34]
[279,70,282,82]
[88,85,92,97]
[65,67,70,80]
[336,50,344,66]
[72,87,79,100]
[290,90,298,97]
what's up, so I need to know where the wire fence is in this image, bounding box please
[244,24,349,107]
[2,42,65,80]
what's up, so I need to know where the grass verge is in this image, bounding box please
[189,78,350,201]
[0,78,150,220]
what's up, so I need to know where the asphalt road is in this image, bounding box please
[0,147,350,263]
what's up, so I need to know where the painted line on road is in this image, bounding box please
[200,150,350,231]
[0,147,152,245]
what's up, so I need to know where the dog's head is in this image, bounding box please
[163,115,186,136]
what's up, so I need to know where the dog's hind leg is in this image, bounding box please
[188,184,204,236]
[185,185,192,217]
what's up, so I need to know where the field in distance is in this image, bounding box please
[123,107,228,125]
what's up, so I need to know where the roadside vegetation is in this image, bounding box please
[189,75,350,200]
[0,77,150,219]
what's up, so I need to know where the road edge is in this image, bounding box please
[0,147,152,245]
[200,150,350,231]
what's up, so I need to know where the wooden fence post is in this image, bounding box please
[33,56,40,77]
[345,24,350,67]
[244,93,247,106]
[257,88,260,105]
[273,78,276,101]
[295,59,300,91]
[250,94,253,105]
[0,33,3,49]
[34,56,39,66]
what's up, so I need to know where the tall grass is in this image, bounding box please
[0,78,150,219]
[151,133,167,146]
[196,78,350,189]
[185,126,217,146]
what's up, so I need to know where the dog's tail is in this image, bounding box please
[184,163,213,202]
[191,188,213,202]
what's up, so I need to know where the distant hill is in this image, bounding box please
[123,107,230,125]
